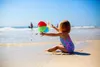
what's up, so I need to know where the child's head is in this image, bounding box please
[59,20,71,33]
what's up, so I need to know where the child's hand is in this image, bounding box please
[51,24,55,28]
[40,32,45,36]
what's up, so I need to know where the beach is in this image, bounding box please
[0,28,100,67]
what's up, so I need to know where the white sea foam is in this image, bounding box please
[0,27,30,31]
[72,26,95,28]
[0,26,98,32]
[0,27,15,31]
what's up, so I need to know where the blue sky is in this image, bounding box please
[0,0,100,27]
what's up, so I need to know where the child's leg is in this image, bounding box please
[56,45,67,52]
[47,46,58,52]
[47,44,67,52]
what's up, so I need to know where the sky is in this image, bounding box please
[0,0,100,27]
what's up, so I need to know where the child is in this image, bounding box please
[40,20,75,54]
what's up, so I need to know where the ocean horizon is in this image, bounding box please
[0,25,100,29]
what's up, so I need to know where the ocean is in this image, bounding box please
[0,26,100,43]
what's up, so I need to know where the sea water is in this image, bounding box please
[0,27,100,43]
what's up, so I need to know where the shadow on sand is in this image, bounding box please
[73,51,91,56]
[51,51,91,56]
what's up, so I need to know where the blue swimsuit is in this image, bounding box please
[60,35,75,53]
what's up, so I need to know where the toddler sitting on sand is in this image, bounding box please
[40,20,75,54]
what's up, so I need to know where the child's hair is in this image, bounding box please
[59,20,71,33]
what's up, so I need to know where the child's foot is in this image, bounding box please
[46,49,54,52]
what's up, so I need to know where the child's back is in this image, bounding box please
[60,34,74,53]
[59,20,74,53]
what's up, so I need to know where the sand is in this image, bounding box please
[0,40,100,67]
[43,40,100,67]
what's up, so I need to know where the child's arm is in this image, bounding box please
[40,32,61,36]
[51,24,59,32]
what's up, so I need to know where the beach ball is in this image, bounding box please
[38,21,49,33]
[38,21,47,27]
[38,26,46,32]
[44,27,49,32]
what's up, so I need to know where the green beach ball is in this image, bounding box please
[38,26,46,32]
